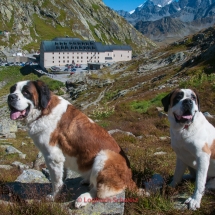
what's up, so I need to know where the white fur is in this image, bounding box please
[167,89,215,210]
[27,97,70,198]
[11,81,35,112]
[74,150,108,208]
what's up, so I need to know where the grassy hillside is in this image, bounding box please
[0,66,64,98]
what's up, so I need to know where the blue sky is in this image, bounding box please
[103,0,145,12]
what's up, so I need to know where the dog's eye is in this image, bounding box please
[191,94,196,100]
[23,91,29,95]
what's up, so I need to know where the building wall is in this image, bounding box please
[40,49,132,69]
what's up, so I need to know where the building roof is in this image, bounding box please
[40,37,132,52]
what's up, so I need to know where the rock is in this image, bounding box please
[108,129,135,137]
[156,107,164,112]
[42,168,80,181]
[0,118,17,135]
[153,151,167,155]
[159,136,170,141]
[173,193,190,210]
[203,112,214,118]
[21,142,27,146]
[0,165,12,170]
[12,161,29,171]
[5,170,125,215]
[33,152,46,170]
[144,174,164,193]
[158,112,168,118]
[15,169,50,183]
[0,145,26,159]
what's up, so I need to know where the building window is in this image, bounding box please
[63,60,65,63]
[52,61,54,63]
[59,53,60,54]
[67,56,69,59]
[81,57,83,59]
[59,57,60,59]
[87,57,88,59]
[52,52,54,54]
[77,57,79,59]
[52,57,54,59]
[114,54,115,57]
[67,60,69,63]
[59,61,60,63]
[63,52,64,54]
[108,53,109,56]
[121,54,122,57]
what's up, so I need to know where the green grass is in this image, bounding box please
[0,66,64,97]
[92,3,100,11]
[130,93,167,114]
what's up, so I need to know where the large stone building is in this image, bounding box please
[40,37,132,69]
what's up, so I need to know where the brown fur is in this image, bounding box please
[97,150,137,198]
[202,143,211,155]
[170,89,181,108]
[27,82,39,107]
[42,93,60,116]
[210,140,215,159]
[50,104,127,172]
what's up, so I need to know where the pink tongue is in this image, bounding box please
[182,115,192,119]
[10,109,26,120]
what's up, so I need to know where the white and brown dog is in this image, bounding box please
[8,80,137,208]
[162,89,215,210]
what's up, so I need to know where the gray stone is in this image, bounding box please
[153,151,167,155]
[173,193,190,210]
[21,142,27,146]
[12,161,29,171]
[33,152,46,170]
[108,129,135,137]
[0,118,17,134]
[158,112,168,118]
[0,145,26,159]
[159,136,170,141]
[144,174,164,193]
[0,165,12,170]
[15,169,50,183]
[203,112,214,118]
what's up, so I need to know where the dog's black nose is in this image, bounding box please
[182,99,193,109]
[8,94,18,102]
[183,99,192,105]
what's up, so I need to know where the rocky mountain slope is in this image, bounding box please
[117,0,215,44]
[0,0,156,54]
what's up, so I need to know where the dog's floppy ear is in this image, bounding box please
[161,91,174,112]
[33,80,51,109]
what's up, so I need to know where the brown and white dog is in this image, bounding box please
[162,89,215,210]
[8,80,136,208]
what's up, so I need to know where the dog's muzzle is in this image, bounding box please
[174,99,194,124]
[8,94,30,120]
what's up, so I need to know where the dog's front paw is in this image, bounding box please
[75,193,92,208]
[185,197,200,210]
